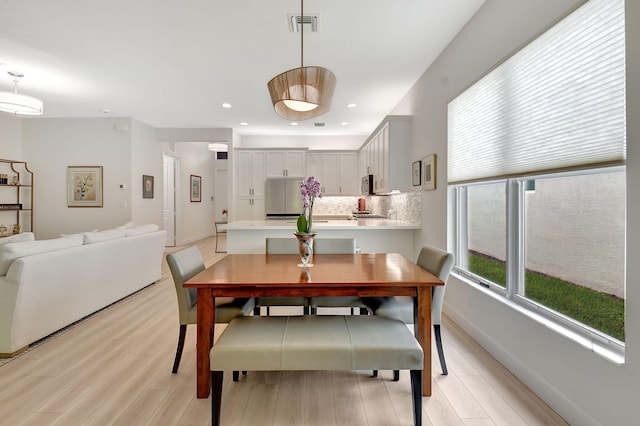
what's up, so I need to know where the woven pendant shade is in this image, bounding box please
[268,66,336,121]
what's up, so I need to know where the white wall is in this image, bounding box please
[131,119,165,227]
[22,118,133,239]
[391,0,640,424]
[0,114,23,160]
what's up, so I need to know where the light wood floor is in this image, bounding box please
[0,236,568,425]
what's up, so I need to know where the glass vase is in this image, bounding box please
[294,232,316,267]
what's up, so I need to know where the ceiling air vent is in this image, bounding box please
[314,122,325,127]
[288,14,319,33]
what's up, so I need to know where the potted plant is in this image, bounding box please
[295,176,322,267]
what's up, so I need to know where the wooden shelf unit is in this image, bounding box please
[0,159,34,235]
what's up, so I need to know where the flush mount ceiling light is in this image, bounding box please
[267,0,336,121]
[0,71,43,115]
[208,143,228,152]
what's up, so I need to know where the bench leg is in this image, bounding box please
[211,371,224,426]
[370,369,399,381]
[410,369,422,426]
[171,324,187,374]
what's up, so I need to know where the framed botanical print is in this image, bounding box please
[190,174,202,202]
[68,166,103,207]
[422,154,436,191]
[142,175,154,199]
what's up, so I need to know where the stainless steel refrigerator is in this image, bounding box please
[265,177,303,218]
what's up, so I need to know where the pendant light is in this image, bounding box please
[0,72,43,116]
[267,0,336,121]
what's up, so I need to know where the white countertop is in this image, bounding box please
[226,219,420,230]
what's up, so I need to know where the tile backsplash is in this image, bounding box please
[313,192,421,224]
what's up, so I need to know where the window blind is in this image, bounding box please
[448,0,626,184]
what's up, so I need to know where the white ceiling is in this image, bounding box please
[0,0,484,137]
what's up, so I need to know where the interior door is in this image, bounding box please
[214,168,228,222]
[163,154,177,246]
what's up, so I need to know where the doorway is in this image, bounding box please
[214,168,228,222]
[163,154,178,246]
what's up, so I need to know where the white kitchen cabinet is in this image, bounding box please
[235,197,265,221]
[237,151,266,197]
[338,152,359,195]
[266,150,306,177]
[359,116,411,193]
[305,151,359,195]
[236,150,266,220]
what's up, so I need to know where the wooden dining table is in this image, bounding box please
[184,253,443,398]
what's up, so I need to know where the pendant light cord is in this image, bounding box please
[300,0,304,68]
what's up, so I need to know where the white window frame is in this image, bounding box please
[450,166,625,363]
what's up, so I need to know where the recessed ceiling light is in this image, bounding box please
[222,103,232,108]
[290,122,298,126]
[341,122,349,126]
[240,122,248,126]
[347,103,357,108]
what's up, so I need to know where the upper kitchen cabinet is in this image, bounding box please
[237,150,266,197]
[236,150,266,220]
[266,150,306,177]
[306,151,359,195]
[360,116,411,194]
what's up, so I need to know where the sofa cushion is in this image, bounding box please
[82,229,125,244]
[0,232,35,245]
[0,236,84,275]
[123,224,159,237]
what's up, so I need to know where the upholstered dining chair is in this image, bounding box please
[364,243,455,377]
[167,246,254,374]
[255,238,311,315]
[309,238,368,315]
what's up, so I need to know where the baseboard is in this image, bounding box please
[0,346,28,358]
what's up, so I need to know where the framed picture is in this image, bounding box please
[68,166,103,207]
[412,160,422,186]
[422,154,437,191]
[190,174,202,202]
[142,175,154,199]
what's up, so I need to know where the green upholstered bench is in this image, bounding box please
[210,315,423,425]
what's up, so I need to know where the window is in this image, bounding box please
[458,182,507,288]
[448,0,626,353]
[453,169,626,343]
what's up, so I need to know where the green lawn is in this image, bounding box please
[468,253,625,341]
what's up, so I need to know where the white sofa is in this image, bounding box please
[0,225,167,356]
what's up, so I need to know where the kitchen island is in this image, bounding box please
[226,219,420,259]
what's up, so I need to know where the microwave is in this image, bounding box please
[361,174,374,195]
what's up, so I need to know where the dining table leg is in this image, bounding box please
[416,286,432,396]
[197,288,215,398]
